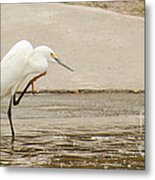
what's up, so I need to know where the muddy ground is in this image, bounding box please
[1,93,144,169]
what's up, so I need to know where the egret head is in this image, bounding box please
[34,46,74,72]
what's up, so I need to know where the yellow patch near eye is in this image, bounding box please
[51,53,56,59]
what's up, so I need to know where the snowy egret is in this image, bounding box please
[1,40,74,144]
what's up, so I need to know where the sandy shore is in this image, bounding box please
[1,3,144,91]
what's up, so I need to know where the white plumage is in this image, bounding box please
[1,40,73,143]
[1,40,32,98]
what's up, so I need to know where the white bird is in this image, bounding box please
[1,40,74,144]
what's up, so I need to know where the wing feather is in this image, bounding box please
[2,40,33,62]
[1,40,33,98]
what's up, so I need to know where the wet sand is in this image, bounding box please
[1,93,144,169]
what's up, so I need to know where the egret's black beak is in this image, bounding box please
[54,58,74,72]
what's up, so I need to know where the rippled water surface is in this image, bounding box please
[1,93,144,169]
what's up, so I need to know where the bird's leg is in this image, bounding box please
[7,97,15,144]
[13,72,47,106]
[13,81,32,106]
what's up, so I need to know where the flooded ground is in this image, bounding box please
[1,93,144,169]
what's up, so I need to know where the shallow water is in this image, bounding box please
[1,93,144,169]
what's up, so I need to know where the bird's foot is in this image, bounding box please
[30,71,47,95]
[31,82,36,95]
[11,135,15,145]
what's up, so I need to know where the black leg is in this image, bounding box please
[8,81,32,144]
[7,97,15,144]
[13,81,32,106]
[13,72,47,106]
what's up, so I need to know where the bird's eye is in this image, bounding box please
[50,53,56,59]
